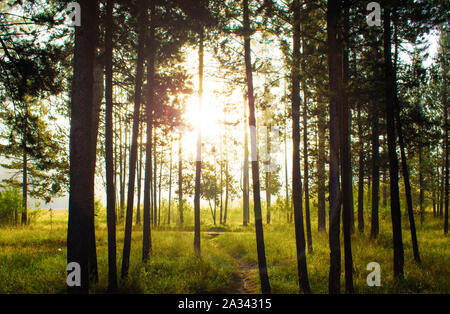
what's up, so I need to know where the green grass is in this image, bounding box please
[0,204,448,294]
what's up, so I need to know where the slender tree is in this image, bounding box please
[143,0,156,262]
[383,5,404,279]
[243,0,270,294]
[104,0,117,291]
[292,0,310,294]
[121,0,148,278]
[194,27,204,254]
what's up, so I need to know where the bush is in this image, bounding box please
[0,187,22,226]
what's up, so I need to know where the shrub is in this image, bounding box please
[0,187,22,226]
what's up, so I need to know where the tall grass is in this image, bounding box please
[0,198,448,294]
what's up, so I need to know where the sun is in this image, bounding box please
[183,90,225,143]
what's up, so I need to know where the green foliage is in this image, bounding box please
[0,187,21,226]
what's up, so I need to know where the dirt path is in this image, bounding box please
[207,231,258,294]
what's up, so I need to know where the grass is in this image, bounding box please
[0,204,448,294]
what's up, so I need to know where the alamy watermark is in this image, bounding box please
[367,2,381,27]
[66,2,81,27]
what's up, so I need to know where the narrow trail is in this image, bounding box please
[206,231,258,294]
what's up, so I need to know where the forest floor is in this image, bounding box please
[0,207,448,293]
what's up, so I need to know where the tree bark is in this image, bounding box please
[317,100,326,231]
[178,133,183,224]
[67,0,99,294]
[243,0,271,294]
[136,119,143,225]
[194,27,204,253]
[243,93,250,226]
[340,5,354,292]
[21,142,27,224]
[370,98,380,239]
[384,6,404,278]
[292,0,311,294]
[327,0,342,294]
[104,0,117,291]
[121,0,147,278]
[142,0,155,262]
[303,89,312,253]
[357,102,365,234]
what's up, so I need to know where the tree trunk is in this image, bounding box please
[384,6,404,278]
[224,161,229,224]
[382,168,388,209]
[136,119,143,225]
[104,0,117,291]
[194,27,203,253]
[178,133,183,224]
[168,142,173,225]
[21,143,27,225]
[67,0,99,293]
[153,132,157,226]
[142,0,155,262]
[327,0,342,294]
[243,93,250,226]
[243,0,271,294]
[121,0,147,278]
[357,102,365,234]
[444,55,449,234]
[284,99,290,224]
[317,100,326,231]
[265,125,271,224]
[291,0,310,294]
[340,6,354,292]
[370,99,380,239]
[158,153,162,226]
[392,10,420,262]
[419,145,424,224]
[119,114,124,220]
[303,89,312,253]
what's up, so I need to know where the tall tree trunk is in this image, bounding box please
[392,10,420,262]
[178,133,183,224]
[243,93,250,226]
[444,53,449,234]
[224,161,229,224]
[119,114,124,220]
[88,57,104,283]
[142,0,155,262]
[194,27,204,253]
[340,5,354,292]
[104,0,117,291]
[317,101,326,231]
[121,117,128,220]
[21,143,27,225]
[158,153,162,226]
[384,6,404,279]
[292,0,310,294]
[303,89,312,253]
[243,0,271,294]
[327,0,342,294]
[136,119,143,225]
[121,0,147,279]
[153,132,157,226]
[440,163,444,217]
[265,125,271,224]
[357,102,365,234]
[67,0,99,293]
[382,168,388,209]
[370,99,380,239]
[284,99,290,223]
[168,142,173,225]
[419,145,424,224]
